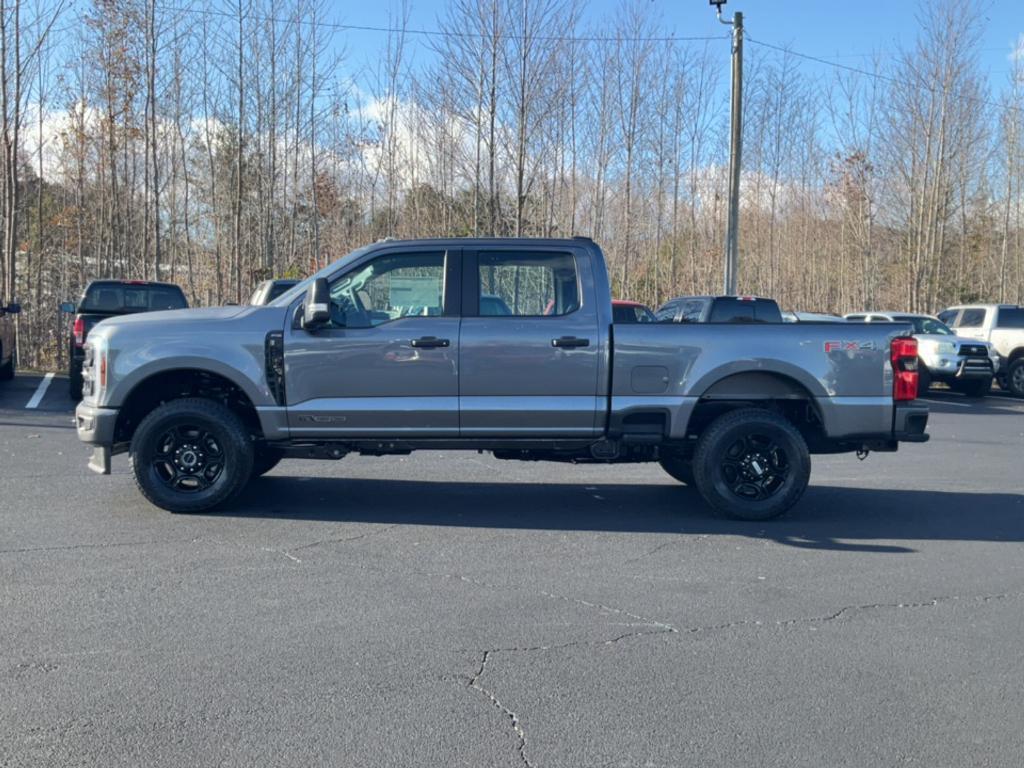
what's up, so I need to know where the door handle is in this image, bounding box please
[551,336,590,348]
[410,336,451,348]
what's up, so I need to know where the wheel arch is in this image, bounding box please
[114,367,264,445]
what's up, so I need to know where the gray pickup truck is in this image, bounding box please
[75,237,928,520]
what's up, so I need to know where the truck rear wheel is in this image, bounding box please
[129,398,254,513]
[659,452,695,486]
[692,408,810,521]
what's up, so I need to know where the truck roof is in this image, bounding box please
[369,236,599,248]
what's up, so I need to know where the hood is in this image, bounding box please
[88,304,289,346]
[95,306,249,327]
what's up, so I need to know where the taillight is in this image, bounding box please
[98,351,107,389]
[891,337,919,401]
[73,316,85,346]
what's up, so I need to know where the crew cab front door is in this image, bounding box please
[285,248,460,437]
[459,246,603,436]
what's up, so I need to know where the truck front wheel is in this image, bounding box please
[692,408,811,521]
[1007,359,1024,398]
[129,398,254,513]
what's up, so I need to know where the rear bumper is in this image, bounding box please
[893,402,929,443]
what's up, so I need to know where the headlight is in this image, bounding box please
[934,341,956,354]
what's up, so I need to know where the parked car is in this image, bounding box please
[248,279,300,306]
[782,311,845,323]
[0,297,20,381]
[844,311,997,397]
[937,304,1024,397]
[75,237,928,521]
[656,295,783,324]
[612,299,656,323]
[65,280,189,400]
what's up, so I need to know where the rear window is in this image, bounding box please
[267,281,298,301]
[613,304,654,323]
[80,283,188,313]
[996,307,1024,328]
[708,298,782,323]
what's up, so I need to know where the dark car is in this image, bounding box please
[248,279,300,306]
[0,297,20,381]
[655,295,783,324]
[612,299,656,323]
[66,280,188,399]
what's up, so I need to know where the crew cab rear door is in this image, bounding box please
[284,246,461,437]
[459,245,603,436]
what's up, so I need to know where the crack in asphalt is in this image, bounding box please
[460,590,1020,766]
[0,538,199,556]
[468,650,534,768]
[276,523,402,560]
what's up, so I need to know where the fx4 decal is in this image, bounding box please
[825,340,877,353]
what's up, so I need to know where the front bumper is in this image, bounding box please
[75,401,118,475]
[893,402,929,443]
[926,355,994,379]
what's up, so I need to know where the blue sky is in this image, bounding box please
[333,0,1024,91]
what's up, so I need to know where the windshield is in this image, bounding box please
[268,244,376,306]
[892,315,954,335]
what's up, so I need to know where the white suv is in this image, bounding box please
[937,304,1024,397]
[845,312,999,397]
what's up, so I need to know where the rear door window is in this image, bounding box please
[958,308,986,328]
[476,251,579,317]
[996,307,1024,328]
[937,309,959,326]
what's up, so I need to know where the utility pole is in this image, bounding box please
[712,1,743,295]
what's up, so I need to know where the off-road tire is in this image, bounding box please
[251,445,285,477]
[1007,358,1024,399]
[692,408,811,521]
[659,452,695,486]
[916,364,931,394]
[0,344,13,381]
[129,398,254,513]
[951,378,991,398]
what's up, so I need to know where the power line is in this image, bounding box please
[154,3,728,45]
[745,36,900,86]
[746,34,1023,116]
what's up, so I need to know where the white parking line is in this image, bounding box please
[25,373,54,409]
[920,397,971,408]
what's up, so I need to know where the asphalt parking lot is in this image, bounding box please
[2,373,1023,767]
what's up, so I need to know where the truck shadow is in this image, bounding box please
[230,478,1022,554]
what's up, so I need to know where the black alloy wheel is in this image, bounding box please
[693,408,811,521]
[130,398,254,513]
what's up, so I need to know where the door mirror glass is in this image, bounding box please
[60,301,75,314]
[303,278,331,329]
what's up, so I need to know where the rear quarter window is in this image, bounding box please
[996,307,1024,328]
